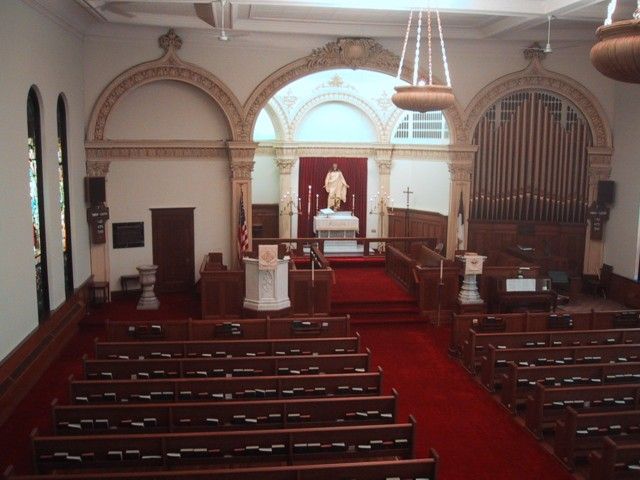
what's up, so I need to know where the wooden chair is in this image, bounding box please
[584,264,613,298]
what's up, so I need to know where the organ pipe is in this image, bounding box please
[471,91,591,224]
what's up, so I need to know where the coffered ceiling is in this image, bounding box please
[34,0,640,42]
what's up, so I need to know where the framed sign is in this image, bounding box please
[113,222,144,249]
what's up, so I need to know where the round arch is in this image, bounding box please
[289,92,386,142]
[242,38,467,144]
[385,107,451,144]
[463,53,613,148]
[86,30,245,142]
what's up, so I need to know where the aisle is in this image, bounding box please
[355,323,574,480]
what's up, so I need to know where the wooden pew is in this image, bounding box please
[589,437,640,480]
[451,310,640,356]
[480,343,640,391]
[4,457,439,480]
[106,316,351,342]
[95,336,361,360]
[70,370,383,405]
[524,383,640,438]
[463,327,640,373]
[555,407,640,470]
[83,352,371,380]
[52,393,399,435]
[31,420,417,473]
[500,361,640,413]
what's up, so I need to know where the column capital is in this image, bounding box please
[273,144,298,174]
[374,146,394,174]
[227,141,257,180]
[86,160,111,177]
[448,144,478,182]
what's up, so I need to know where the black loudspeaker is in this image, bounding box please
[597,180,615,205]
[85,177,106,205]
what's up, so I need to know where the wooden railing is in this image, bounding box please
[252,237,436,257]
[385,245,417,295]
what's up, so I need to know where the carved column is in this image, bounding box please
[583,147,613,274]
[374,146,393,237]
[86,160,111,284]
[446,146,477,259]
[228,142,257,268]
[274,145,298,238]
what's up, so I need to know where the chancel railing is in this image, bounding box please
[252,237,437,257]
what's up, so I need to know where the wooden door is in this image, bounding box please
[151,208,195,293]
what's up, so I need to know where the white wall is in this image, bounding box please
[252,151,281,204]
[604,83,640,281]
[294,102,378,143]
[107,160,231,287]
[0,0,91,360]
[391,159,451,215]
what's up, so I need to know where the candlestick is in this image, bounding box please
[439,259,443,281]
[307,185,311,216]
[315,193,319,212]
[352,194,355,212]
[298,197,301,210]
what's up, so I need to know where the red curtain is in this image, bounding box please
[297,157,368,238]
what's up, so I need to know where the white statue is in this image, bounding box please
[324,163,349,210]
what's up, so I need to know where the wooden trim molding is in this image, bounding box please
[0,278,91,426]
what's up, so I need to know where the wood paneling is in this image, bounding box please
[252,204,279,239]
[0,278,90,425]
[468,220,586,274]
[200,269,245,319]
[289,267,333,316]
[388,209,447,245]
[608,273,640,308]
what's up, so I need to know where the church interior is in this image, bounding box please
[2,0,640,479]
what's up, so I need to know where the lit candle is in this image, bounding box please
[439,259,443,281]
[298,197,301,210]
[315,193,319,212]
[352,194,355,212]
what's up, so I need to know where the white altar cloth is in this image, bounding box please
[313,212,359,234]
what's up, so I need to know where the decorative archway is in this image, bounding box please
[242,38,468,145]
[86,29,245,146]
[289,92,386,142]
[463,48,612,149]
[462,47,614,273]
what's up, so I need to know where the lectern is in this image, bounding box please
[243,245,291,315]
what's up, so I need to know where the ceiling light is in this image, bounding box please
[392,9,455,113]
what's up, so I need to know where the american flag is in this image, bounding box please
[237,190,249,261]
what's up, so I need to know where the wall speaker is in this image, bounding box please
[597,180,615,205]
[85,177,106,205]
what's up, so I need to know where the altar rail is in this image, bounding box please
[252,237,437,257]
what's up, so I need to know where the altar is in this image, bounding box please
[313,210,360,254]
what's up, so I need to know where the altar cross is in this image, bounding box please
[403,187,414,209]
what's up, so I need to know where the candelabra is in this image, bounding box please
[279,191,301,249]
[369,191,393,253]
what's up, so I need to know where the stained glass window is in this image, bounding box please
[57,95,73,298]
[27,87,49,322]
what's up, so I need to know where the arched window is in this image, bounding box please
[392,111,450,144]
[27,87,50,322]
[57,95,73,298]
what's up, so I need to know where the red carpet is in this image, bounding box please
[355,323,574,480]
[0,295,574,480]
[331,267,420,321]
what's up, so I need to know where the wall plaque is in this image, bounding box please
[113,222,144,249]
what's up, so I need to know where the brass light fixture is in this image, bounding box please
[590,1,640,83]
[392,10,455,113]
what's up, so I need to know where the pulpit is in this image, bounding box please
[243,245,291,315]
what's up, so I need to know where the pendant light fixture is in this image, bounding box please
[590,0,640,83]
[392,9,455,113]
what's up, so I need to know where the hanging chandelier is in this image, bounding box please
[590,1,640,83]
[392,9,455,113]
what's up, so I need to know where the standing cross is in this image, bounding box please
[403,187,414,209]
